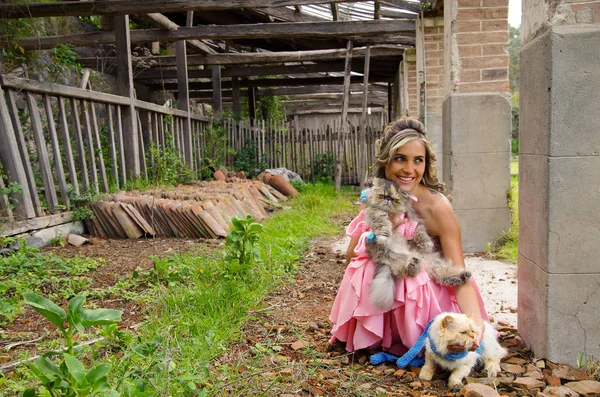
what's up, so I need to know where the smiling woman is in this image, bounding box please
[329,116,491,357]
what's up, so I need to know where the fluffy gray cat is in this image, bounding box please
[364,178,472,310]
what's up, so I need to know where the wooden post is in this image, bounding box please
[359,44,371,190]
[107,105,119,189]
[0,83,35,218]
[114,15,140,180]
[82,101,99,194]
[26,93,59,212]
[43,95,70,209]
[176,28,193,166]
[335,40,353,193]
[115,106,127,187]
[58,97,79,195]
[212,65,222,115]
[388,82,393,123]
[71,99,90,193]
[6,89,41,215]
[247,83,256,122]
[232,76,240,117]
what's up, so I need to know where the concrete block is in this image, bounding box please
[518,153,549,271]
[519,28,551,156]
[454,207,511,252]
[547,156,600,274]
[20,221,86,249]
[442,93,511,155]
[517,255,549,360]
[546,273,600,365]
[550,25,600,157]
[448,152,511,210]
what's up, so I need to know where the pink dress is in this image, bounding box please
[329,210,489,355]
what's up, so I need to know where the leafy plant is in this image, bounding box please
[223,216,263,279]
[70,189,97,221]
[312,151,336,183]
[50,233,66,247]
[48,44,82,83]
[22,292,122,396]
[0,180,23,215]
[233,139,267,178]
[149,131,195,186]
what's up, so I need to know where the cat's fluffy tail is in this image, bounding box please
[370,264,395,311]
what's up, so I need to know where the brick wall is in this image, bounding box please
[422,18,445,115]
[447,0,510,93]
[404,49,419,116]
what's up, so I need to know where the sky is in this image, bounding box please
[508,0,522,27]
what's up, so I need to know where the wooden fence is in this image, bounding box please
[0,76,381,225]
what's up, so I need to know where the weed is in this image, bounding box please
[222,215,263,280]
[233,139,267,178]
[22,292,122,396]
[312,151,336,183]
[487,174,519,262]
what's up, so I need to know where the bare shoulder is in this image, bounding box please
[421,191,458,236]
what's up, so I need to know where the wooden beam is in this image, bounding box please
[379,7,418,19]
[232,76,241,116]
[331,3,339,21]
[176,38,193,165]
[374,2,381,19]
[114,15,140,180]
[287,106,384,115]
[212,66,222,115]
[0,0,422,18]
[336,40,353,193]
[81,45,405,68]
[254,7,327,22]
[18,20,415,50]
[248,85,256,121]
[257,84,388,96]
[144,13,215,54]
[359,45,371,190]
[151,75,393,92]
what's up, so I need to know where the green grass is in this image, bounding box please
[0,183,357,396]
[487,173,519,263]
[510,158,518,176]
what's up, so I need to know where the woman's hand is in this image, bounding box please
[390,213,408,228]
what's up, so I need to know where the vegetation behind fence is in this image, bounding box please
[0,76,381,225]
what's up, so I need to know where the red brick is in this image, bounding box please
[426,66,444,75]
[462,55,509,69]
[457,7,509,20]
[457,20,482,33]
[425,50,444,59]
[458,44,482,56]
[481,68,508,80]
[457,31,508,45]
[571,2,600,15]
[482,20,509,31]
[482,0,509,7]
[482,44,509,56]
[460,69,481,82]
[458,0,481,7]
[425,58,439,67]
[458,80,509,93]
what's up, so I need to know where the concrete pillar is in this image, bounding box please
[518,0,600,365]
[442,0,511,252]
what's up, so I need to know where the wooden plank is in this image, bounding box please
[70,98,90,193]
[82,101,99,194]
[335,41,353,192]
[146,111,154,171]
[136,110,148,182]
[115,106,127,186]
[0,212,75,237]
[360,44,371,190]
[58,97,79,195]
[5,89,41,216]
[0,75,130,106]
[144,12,215,54]
[81,45,405,69]
[0,176,13,221]
[1,0,420,18]
[18,20,416,50]
[212,65,222,115]
[43,95,70,209]
[26,92,59,212]
[107,104,119,189]
[114,15,140,180]
[90,102,109,193]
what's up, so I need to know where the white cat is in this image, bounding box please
[418,312,507,388]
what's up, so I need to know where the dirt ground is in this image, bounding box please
[2,224,597,396]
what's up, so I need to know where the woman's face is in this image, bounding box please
[384,139,426,193]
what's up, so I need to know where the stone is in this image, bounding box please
[512,377,546,390]
[565,380,600,395]
[67,233,89,247]
[545,374,562,387]
[459,383,501,397]
[359,383,372,389]
[500,363,525,375]
[291,340,307,350]
[213,170,226,181]
[541,386,581,397]
[553,365,589,381]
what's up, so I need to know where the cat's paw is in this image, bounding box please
[484,358,501,377]
[406,257,421,276]
[415,238,434,253]
[441,270,471,286]
[447,376,464,389]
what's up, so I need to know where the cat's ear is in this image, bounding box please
[441,315,455,329]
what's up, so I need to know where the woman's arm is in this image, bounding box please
[434,204,485,346]
[345,236,360,265]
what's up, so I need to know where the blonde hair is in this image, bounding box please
[374,117,444,192]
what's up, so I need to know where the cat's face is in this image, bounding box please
[367,178,410,215]
[431,313,479,354]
